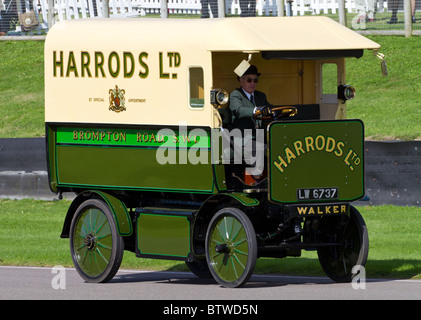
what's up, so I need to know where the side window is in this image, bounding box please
[189,67,204,108]
[321,63,338,104]
[322,63,337,95]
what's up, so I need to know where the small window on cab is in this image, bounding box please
[189,67,204,109]
[322,63,338,95]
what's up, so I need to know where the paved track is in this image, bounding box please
[1,266,420,301]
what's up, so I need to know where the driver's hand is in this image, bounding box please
[254,106,272,117]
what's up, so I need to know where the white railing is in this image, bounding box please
[30,0,386,27]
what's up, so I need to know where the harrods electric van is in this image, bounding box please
[45,17,381,287]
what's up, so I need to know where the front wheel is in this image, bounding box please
[317,206,369,283]
[205,207,257,288]
[70,199,124,283]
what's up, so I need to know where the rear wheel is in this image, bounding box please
[70,199,124,283]
[205,207,257,288]
[317,206,369,283]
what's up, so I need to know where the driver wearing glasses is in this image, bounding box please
[229,65,272,131]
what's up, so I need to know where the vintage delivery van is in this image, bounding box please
[45,17,381,287]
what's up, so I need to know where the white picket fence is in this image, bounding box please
[26,0,385,29]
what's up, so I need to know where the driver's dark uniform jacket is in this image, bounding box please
[229,88,272,131]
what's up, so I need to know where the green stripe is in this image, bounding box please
[56,127,210,149]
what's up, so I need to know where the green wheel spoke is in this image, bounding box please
[234,248,248,256]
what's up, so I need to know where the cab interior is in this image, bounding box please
[210,51,351,188]
[211,51,350,128]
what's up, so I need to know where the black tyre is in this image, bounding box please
[205,207,257,288]
[70,199,124,283]
[317,206,369,283]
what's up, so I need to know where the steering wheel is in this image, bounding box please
[253,106,298,120]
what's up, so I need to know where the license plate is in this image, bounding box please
[297,187,338,201]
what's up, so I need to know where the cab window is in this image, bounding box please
[322,63,337,95]
[189,67,204,108]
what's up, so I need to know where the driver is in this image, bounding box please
[229,65,272,131]
[229,65,270,184]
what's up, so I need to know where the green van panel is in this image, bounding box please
[137,212,191,258]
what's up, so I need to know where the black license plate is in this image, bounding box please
[297,187,339,201]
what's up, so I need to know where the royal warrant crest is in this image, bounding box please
[109,85,126,113]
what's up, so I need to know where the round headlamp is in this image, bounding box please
[210,89,229,107]
[338,85,356,101]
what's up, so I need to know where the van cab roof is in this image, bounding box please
[48,16,380,54]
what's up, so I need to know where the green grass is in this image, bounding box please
[1,199,420,279]
[346,36,421,140]
[0,41,44,138]
[0,35,421,139]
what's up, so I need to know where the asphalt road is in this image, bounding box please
[1,266,420,301]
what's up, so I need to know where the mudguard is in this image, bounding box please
[60,190,132,238]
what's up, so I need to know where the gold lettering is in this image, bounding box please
[138,52,149,79]
[293,140,305,157]
[326,137,335,153]
[81,51,92,78]
[341,205,347,213]
[315,135,325,151]
[53,51,64,77]
[66,51,79,77]
[344,149,354,171]
[95,52,106,78]
[273,155,288,173]
[305,136,314,152]
[284,147,296,164]
[159,52,170,79]
[297,207,307,215]
[123,52,135,78]
[73,130,78,140]
[108,52,120,78]
[335,141,344,157]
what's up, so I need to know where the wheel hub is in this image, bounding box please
[215,243,229,253]
[84,233,96,251]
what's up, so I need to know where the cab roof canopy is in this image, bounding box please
[49,16,380,58]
